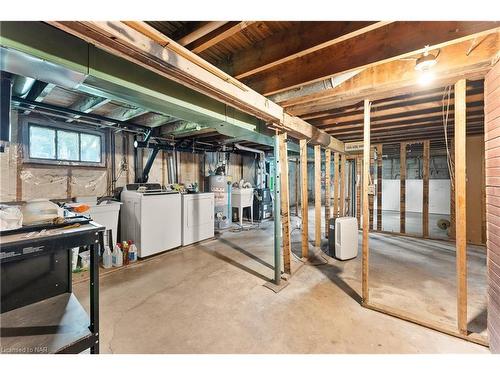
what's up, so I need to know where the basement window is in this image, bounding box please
[24,121,105,167]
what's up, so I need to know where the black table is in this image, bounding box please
[0,222,104,354]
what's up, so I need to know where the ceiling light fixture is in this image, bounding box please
[415,46,437,85]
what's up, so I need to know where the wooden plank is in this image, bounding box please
[282,34,499,113]
[455,79,468,335]
[279,133,292,274]
[300,139,309,258]
[423,140,430,238]
[50,21,344,151]
[400,142,407,234]
[369,148,375,230]
[356,157,362,228]
[314,145,322,247]
[243,21,500,95]
[295,158,300,216]
[340,154,346,216]
[230,21,386,79]
[325,150,331,237]
[362,99,371,303]
[376,144,383,231]
[177,21,228,46]
[189,22,256,54]
[333,152,340,218]
[362,301,489,347]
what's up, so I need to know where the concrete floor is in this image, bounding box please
[73,208,488,354]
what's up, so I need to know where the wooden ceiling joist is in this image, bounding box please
[228,21,387,79]
[243,21,499,96]
[48,21,344,152]
[188,21,256,54]
[281,32,499,115]
[176,21,228,46]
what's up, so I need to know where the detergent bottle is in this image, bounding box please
[102,245,112,269]
[128,240,138,263]
[112,243,123,267]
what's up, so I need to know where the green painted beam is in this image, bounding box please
[1,21,265,135]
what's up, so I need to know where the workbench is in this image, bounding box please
[0,222,104,354]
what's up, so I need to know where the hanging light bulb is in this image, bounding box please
[415,45,437,85]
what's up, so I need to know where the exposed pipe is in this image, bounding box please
[1,73,13,150]
[234,143,265,189]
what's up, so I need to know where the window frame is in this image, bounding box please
[22,118,106,168]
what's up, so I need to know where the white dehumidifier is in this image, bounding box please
[334,217,359,260]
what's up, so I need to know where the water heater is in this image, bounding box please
[208,175,231,229]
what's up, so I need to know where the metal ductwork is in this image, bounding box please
[234,143,266,189]
[1,72,13,152]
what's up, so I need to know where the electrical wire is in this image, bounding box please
[442,85,455,190]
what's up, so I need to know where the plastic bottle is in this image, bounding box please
[122,241,130,265]
[112,243,123,267]
[128,240,137,263]
[102,245,113,269]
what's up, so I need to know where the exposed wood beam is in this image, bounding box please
[314,145,322,247]
[422,140,430,238]
[282,33,499,114]
[376,145,383,231]
[177,21,228,46]
[66,95,111,123]
[304,88,484,122]
[340,154,346,216]
[244,21,500,95]
[300,139,309,258]
[49,21,344,152]
[229,21,386,79]
[400,143,407,233]
[279,133,292,274]
[362,99,371,303]
[454,79,468,335]
[325,150,331,237]
[188,21,255,54]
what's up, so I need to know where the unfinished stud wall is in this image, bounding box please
[485,61,500,353]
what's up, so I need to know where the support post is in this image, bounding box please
[295,158,300,216]
[455,79,467,335]
[362,99,371,303]
[325,150,331,237]
[340,154,346,216]
[333,152,339,218]
[300,139,309,258]
[376,144,383,231]
[273,133,282,285]
[356,157,362,228]
[400,142,406,234]
[314,145,322,247]
[423,140,430,238]
[369,148,375,230]
[279,133,291,275]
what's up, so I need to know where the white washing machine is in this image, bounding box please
[181,193,214,246]
[120,183,181,258]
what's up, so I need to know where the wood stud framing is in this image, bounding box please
[300,139,309,258]
[325,150,331,237]
[279,133,292,275]
[422,140,430,238]
[400,142,407,234]
[340,154,346,216]
[362,99,371,303]
[376,144,383,231]
[454,79,468,335]
[314,145,322,247]
[333,152,340,218]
